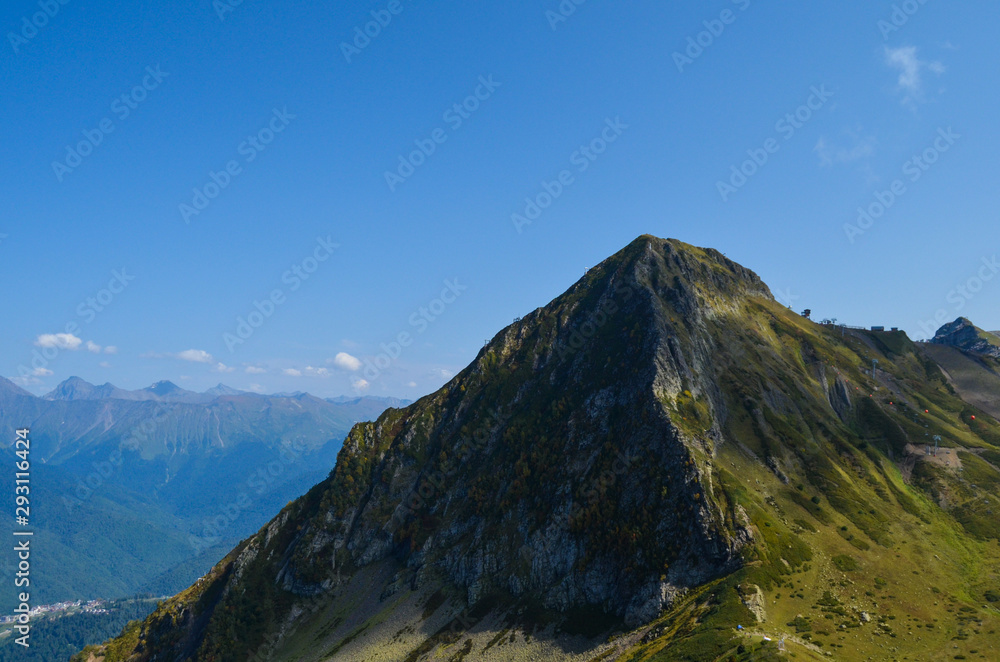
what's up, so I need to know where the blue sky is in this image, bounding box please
[2,0,997,399]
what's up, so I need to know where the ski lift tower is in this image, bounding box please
[933,435,942,457]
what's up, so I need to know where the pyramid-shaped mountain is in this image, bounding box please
[79,237,1000,662]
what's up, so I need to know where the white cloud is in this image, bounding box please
[249,383,264,392]
[437,369,454,380]
[885,46,944,102]
[99,361,111,368]
[352,378,370,392]
[304,366,331,378]
[86,340,102,353]
[213,363,236,373]
[31,367,52,377]
[814,131,877,167]
[407,381,417,388]
[35,333,82,350]
[330,352,362,372]
[177,349,214,363]
[283,368,303,377]
[104,346,118,355]
[245,366,266,374]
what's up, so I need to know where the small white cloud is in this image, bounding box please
[104,346,118,355]
[249,383,264,392]
[330,352,362,372]
[214,363,236,373]
[35,333,82,350]
[245,366,266,374]
[814,130,877,167]
[437,369,454,380]
[304,366,331,378]
[31,367,53,377]
[407,381,417,388]
[179,375,191,381]
[885,46,944,103]
[177,349,214,363]
[99,361,111,368]
[352,378,370,392]
[283,368,303,377]
[85,340,102,353]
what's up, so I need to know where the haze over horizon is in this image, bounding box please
[3,1,998,398]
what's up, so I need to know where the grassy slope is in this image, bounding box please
[615,302,1000,662]
[920,343,1000,420]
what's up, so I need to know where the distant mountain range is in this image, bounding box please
[0,378,409,612]
[83,236,1000,662]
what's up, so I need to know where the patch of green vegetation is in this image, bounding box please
[832,555,860,572]
[785,489,832,525]
[793,518,817,533]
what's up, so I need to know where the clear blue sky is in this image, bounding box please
[2,0,998,398]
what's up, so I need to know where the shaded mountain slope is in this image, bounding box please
[80,237,1000,662]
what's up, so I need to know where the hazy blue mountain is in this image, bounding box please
[0,381,406,611]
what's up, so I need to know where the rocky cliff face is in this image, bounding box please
[295,237,767,625]
[932,317,1000,358]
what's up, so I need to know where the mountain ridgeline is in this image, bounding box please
[79,237,1000,662]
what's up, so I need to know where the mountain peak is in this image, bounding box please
[931,317,1000,358]
[45,376,101,401]
[607,235,771,301]
[203,383,245,397]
